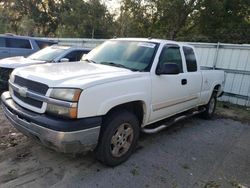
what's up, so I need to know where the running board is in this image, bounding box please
[141,107,206,134]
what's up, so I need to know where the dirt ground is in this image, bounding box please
[0,102,249,188]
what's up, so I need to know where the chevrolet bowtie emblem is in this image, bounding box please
[19,87,28,97]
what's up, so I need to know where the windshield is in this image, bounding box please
[83,40,159,71]
[28,46,67,61]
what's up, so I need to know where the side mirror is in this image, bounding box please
[156,63,180,75]
[60,58,69,62]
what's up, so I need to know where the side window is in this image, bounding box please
[158,45,183,73]
[64,50,85,62]
[0,37,6,47]
[35,40,56,49]
[183,46,197,72]
[6,38,32,49]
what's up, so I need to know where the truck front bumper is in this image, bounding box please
[1,92,102,153]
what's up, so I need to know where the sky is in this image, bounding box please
[104,0,121,14]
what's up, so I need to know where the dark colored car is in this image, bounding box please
[0,34,57,59]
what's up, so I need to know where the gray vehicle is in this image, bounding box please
[0,45,91,90]
[0,34,56,59]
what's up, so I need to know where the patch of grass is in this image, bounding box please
[229,180,248,188]
[203,180,220,188]
[171,181,178,188]
[215,101,250,124]
[180,163,190,170]
[130,167,140,176]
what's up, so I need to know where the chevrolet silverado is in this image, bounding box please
[1,38,225,166]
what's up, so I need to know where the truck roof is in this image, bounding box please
[112,38,194,48]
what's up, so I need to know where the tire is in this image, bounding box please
[95,109,140,166]
[200,92,217,119]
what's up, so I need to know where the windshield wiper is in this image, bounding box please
[83,59,97,64]
[100,61,140,72]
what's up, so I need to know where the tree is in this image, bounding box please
[56,0,116,38]
[117,0,154,37]
[196,0,250,43]
[0,0,62,36]
[116,0,199,40]
[0,6,8,33]
[0,0,249,43]
[150,0,198,39]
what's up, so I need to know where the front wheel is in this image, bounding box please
[95,109,139,166]
[200,93,217,119]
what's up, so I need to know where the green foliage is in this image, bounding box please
[116,0,250,43]
[0,0,249,43]
[56,0,115,38]
[0,0,115,38]
[0,6,7,33]
[197,0,250,43]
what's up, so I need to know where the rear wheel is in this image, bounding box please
[200,93,217,119]
[95,109,139,166]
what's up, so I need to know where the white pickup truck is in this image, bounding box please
[1,38,224,166]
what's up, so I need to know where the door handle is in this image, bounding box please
[181,79,187,85]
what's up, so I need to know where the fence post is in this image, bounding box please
[213,42,220,69]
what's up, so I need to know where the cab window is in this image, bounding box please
[35,40,56,49]
[64,50,87,62]
[183,46,197,72]
[6,38,32,49]
[158,45,183,73]
[0,37,6,47]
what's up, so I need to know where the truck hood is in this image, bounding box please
[0,56,45,69]
[13,62,144,89]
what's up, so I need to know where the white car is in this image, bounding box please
[0,45,91,90]
[1,38,225,166]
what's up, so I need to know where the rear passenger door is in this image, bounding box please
[6,38,35,57]
[182,46,202,107]
[0,37,10,59]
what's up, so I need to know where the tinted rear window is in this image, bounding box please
[0,37,6,47]
[183,46,197,72]
[35,40,56,49]
[6,38,31,49]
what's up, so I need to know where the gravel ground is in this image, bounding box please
[0,105,249,188]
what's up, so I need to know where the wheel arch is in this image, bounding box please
[102,100,147,127]
[212,84,222,97]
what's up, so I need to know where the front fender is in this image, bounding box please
[97,92,149,115]
[77,76,151,120]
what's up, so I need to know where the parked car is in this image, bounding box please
[1,38,225,166]
[0,34,57,59]
[0,45,91,90]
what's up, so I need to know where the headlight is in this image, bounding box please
[46,88,82,119]
[50,88,82,102]
[46,104,77,119]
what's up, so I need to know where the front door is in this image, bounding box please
[150,44,194,123]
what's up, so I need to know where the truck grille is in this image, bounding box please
[14,76,48,95]
[13,90,43,108]
[0,67,13,90]
[13,76,49,109]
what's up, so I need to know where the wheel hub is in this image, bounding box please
[111,123,134,157]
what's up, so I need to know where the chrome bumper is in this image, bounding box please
[1,92,101,153]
